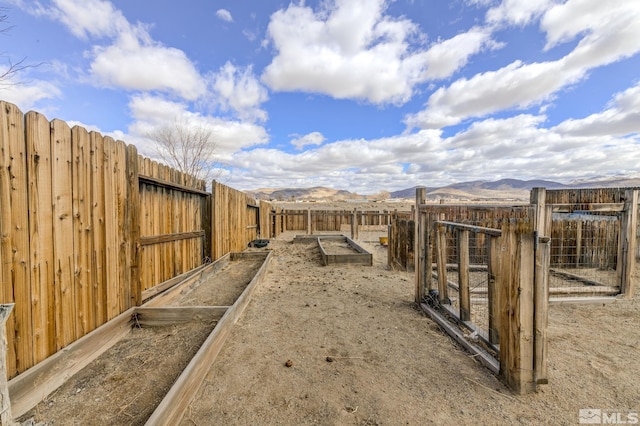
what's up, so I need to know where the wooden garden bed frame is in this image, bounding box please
[5,251,272,424]
[317,235,373,266]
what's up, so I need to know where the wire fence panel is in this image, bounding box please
[549,213,621,295]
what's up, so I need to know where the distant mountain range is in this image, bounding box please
[248,177,640,202]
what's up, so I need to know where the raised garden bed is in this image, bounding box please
[317,235,372,266]
[10,250,271,426]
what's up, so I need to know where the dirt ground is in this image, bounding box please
[181,231,639,425]
[16,230,639,425]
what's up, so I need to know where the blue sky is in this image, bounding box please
[2,0,640,194]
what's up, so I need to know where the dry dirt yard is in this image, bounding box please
[16,229,638,425]
[181,231,640,426]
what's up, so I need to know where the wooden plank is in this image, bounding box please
[133,306,227,326]
[8,307,135,418]
[549,286,619,295]
[438,220,502,236]
[487,236,500,345]
[26,111,56,365]
[549,296,618,304]
[498,226,536,394]
[143,255,229,308]
[90,132,107,328]
[145,251,272,425]
[531,191,550,385]
[51,119,76,350]
[620,189,638,297]
[419,303,499,374]
[0,103,18,379]
[115,140,130,311]
[551,203,624,213]
[2,102,33,376]
[141,263,211,302]
[458,230,471,322]
[415,187,426,302]
[103,136,119,320]
[138,174,210,196]
[140,231,205,246]
[435,223,450,304]
[549,268,615,287]
[127,145,141,307]
[72,126,93,338]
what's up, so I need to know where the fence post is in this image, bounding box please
[458,229,471,322]
[126,145,141,307]
[620,189,639,298]
[414,188,426,302]
[1,304,15,425]
[307,208,312,235]
[435,223,450,304]
[530,188,550,384]
[487,236,500,344]
[498,222,536,394]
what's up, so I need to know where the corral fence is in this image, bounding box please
[0,101,271,381]
[410,186,639,394]
[272,208,394,240]
[391,187,639,300]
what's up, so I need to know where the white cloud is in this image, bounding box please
[210,62,268,122]
[290,132,326,150]
[216,9,233,23]
[127,94,269,160]
[262,0,497,105]
[40,0,206,100]
[47,0,132,39]
[553,82,640,137]
[0,77,62,112]
[90,35,206,100]
[486,0,554,27]
[405,59,580,128]
[421,28,502,80]
[406,1,640,130]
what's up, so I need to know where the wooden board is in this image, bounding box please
[317,236,372,266]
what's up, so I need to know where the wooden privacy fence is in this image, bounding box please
[414,188,550,394]
[211,181,270,260]
[0,102,271,380]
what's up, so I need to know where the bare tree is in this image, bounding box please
[147,119,221,185]
[0,9,34,87]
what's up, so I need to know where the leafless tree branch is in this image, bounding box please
[147,119,222,186]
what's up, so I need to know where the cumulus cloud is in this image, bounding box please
[406,1,640,129]
[45,0,131,39]
[486,0,554,27]
[290,132,326,150]
[209,62,268,122]
[262,0,498,105]
[0,77,62,112]
[41,0,206,100]
[127,94,269,160]
[225,79,640,192]
[216,9,233,23]
[553,82,640,137]
[90,35,206,99]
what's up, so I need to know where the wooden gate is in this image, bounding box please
[413,188,550,394]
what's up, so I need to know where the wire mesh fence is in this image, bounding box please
[549,212,621,293]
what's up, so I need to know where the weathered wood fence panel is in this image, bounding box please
[138,160,208,297]
[211,181,266,260]
[1,102,272,381]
